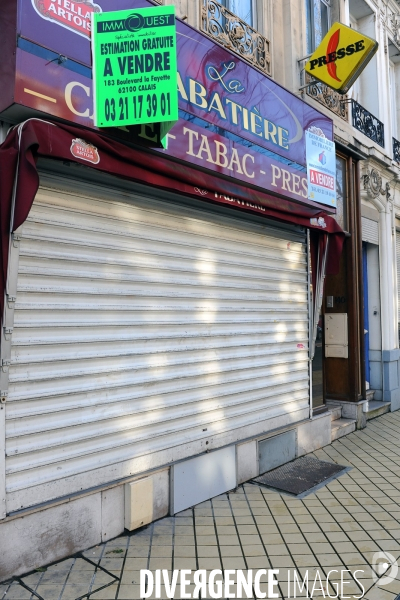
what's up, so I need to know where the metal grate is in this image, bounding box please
[201,0,272,76]
[252,455,348,496]
[352,99,385,148]
[394,137,400,163]
[304,72,349,121]
[0,553,120,600]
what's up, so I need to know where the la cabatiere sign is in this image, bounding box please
[92,6,178,128]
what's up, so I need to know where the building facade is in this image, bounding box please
[0,0,398,581]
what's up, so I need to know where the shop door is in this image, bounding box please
[312,311,324,409]
[362,244,370,388]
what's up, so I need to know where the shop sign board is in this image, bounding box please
[306,130,336,207]
[92,6,178,129]
[0,0,335,211]
[305,22,378,94]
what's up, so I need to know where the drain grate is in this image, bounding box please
[1,553,120,600]
[252,455,348,497]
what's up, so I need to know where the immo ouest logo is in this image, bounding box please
[305,22,378,94]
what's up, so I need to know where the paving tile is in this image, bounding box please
[281,533,306,544]
[124,558,149,570]
[264,544,289,556]
[195,535,218,545]
[173,536,195,546]
[173,557,197,569]
[90,583,119,599]
[174,516,193,525]
[214,517,235,526]
[20,573,43,588]
[278,523,301,534]
[60,583,91,598]
[363,586,398,600]
[148,558,172,570]
[302,531,329,543]
[4,584,35,599]
[196,545,219,558]
[233,516,255,525]
[219,546,244,557]
[238,534,261,546]
[215,525,236,535]
[236,525,258,535]
[242,545,265,557]
[286,543,314,555]
[66,570,96,584]
[175,526,193,536]
[98,558,124,574]
[221,557,247,569]
[127,546,149,558]
[150,546,173,558]
[151,535,173,546]
[173,545,196,558]
[246,556,270,569]
[117,584,142,599]
[198,557,222,570]
[195,526,216,536]
[217,535,240,546]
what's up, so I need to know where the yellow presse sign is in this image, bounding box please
[305,22,378,94]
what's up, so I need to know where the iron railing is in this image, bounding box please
[201,0,272,76]
[351,99,385,148]
[393,137,400,163]
[304,73,348,121]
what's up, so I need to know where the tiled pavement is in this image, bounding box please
[2,412,400,599]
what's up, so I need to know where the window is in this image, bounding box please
[222,0,254,27]
[306,0,330,54]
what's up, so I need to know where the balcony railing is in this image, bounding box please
[393,137,400,164]
[304,73,348,121]
[351,99,385,148]
[201,0,272,76]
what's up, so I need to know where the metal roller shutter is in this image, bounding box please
[362,217,379,245]
[5,183,310,511]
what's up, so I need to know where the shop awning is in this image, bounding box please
[0,118,345,325]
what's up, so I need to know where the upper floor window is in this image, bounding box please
[222,0,254,27]
[306,0,330,54]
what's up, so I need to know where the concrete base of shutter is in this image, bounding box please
[0,414,331,581]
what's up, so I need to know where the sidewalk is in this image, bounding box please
[2,411,400,600]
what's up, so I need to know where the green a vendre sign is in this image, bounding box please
[92,6,178,136]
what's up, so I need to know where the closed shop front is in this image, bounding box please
[0,0,345,578]
[5,176,310,511]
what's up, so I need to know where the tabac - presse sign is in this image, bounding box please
[306,130,336,207]
[92,6,178,129]
[305,22,378,94]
